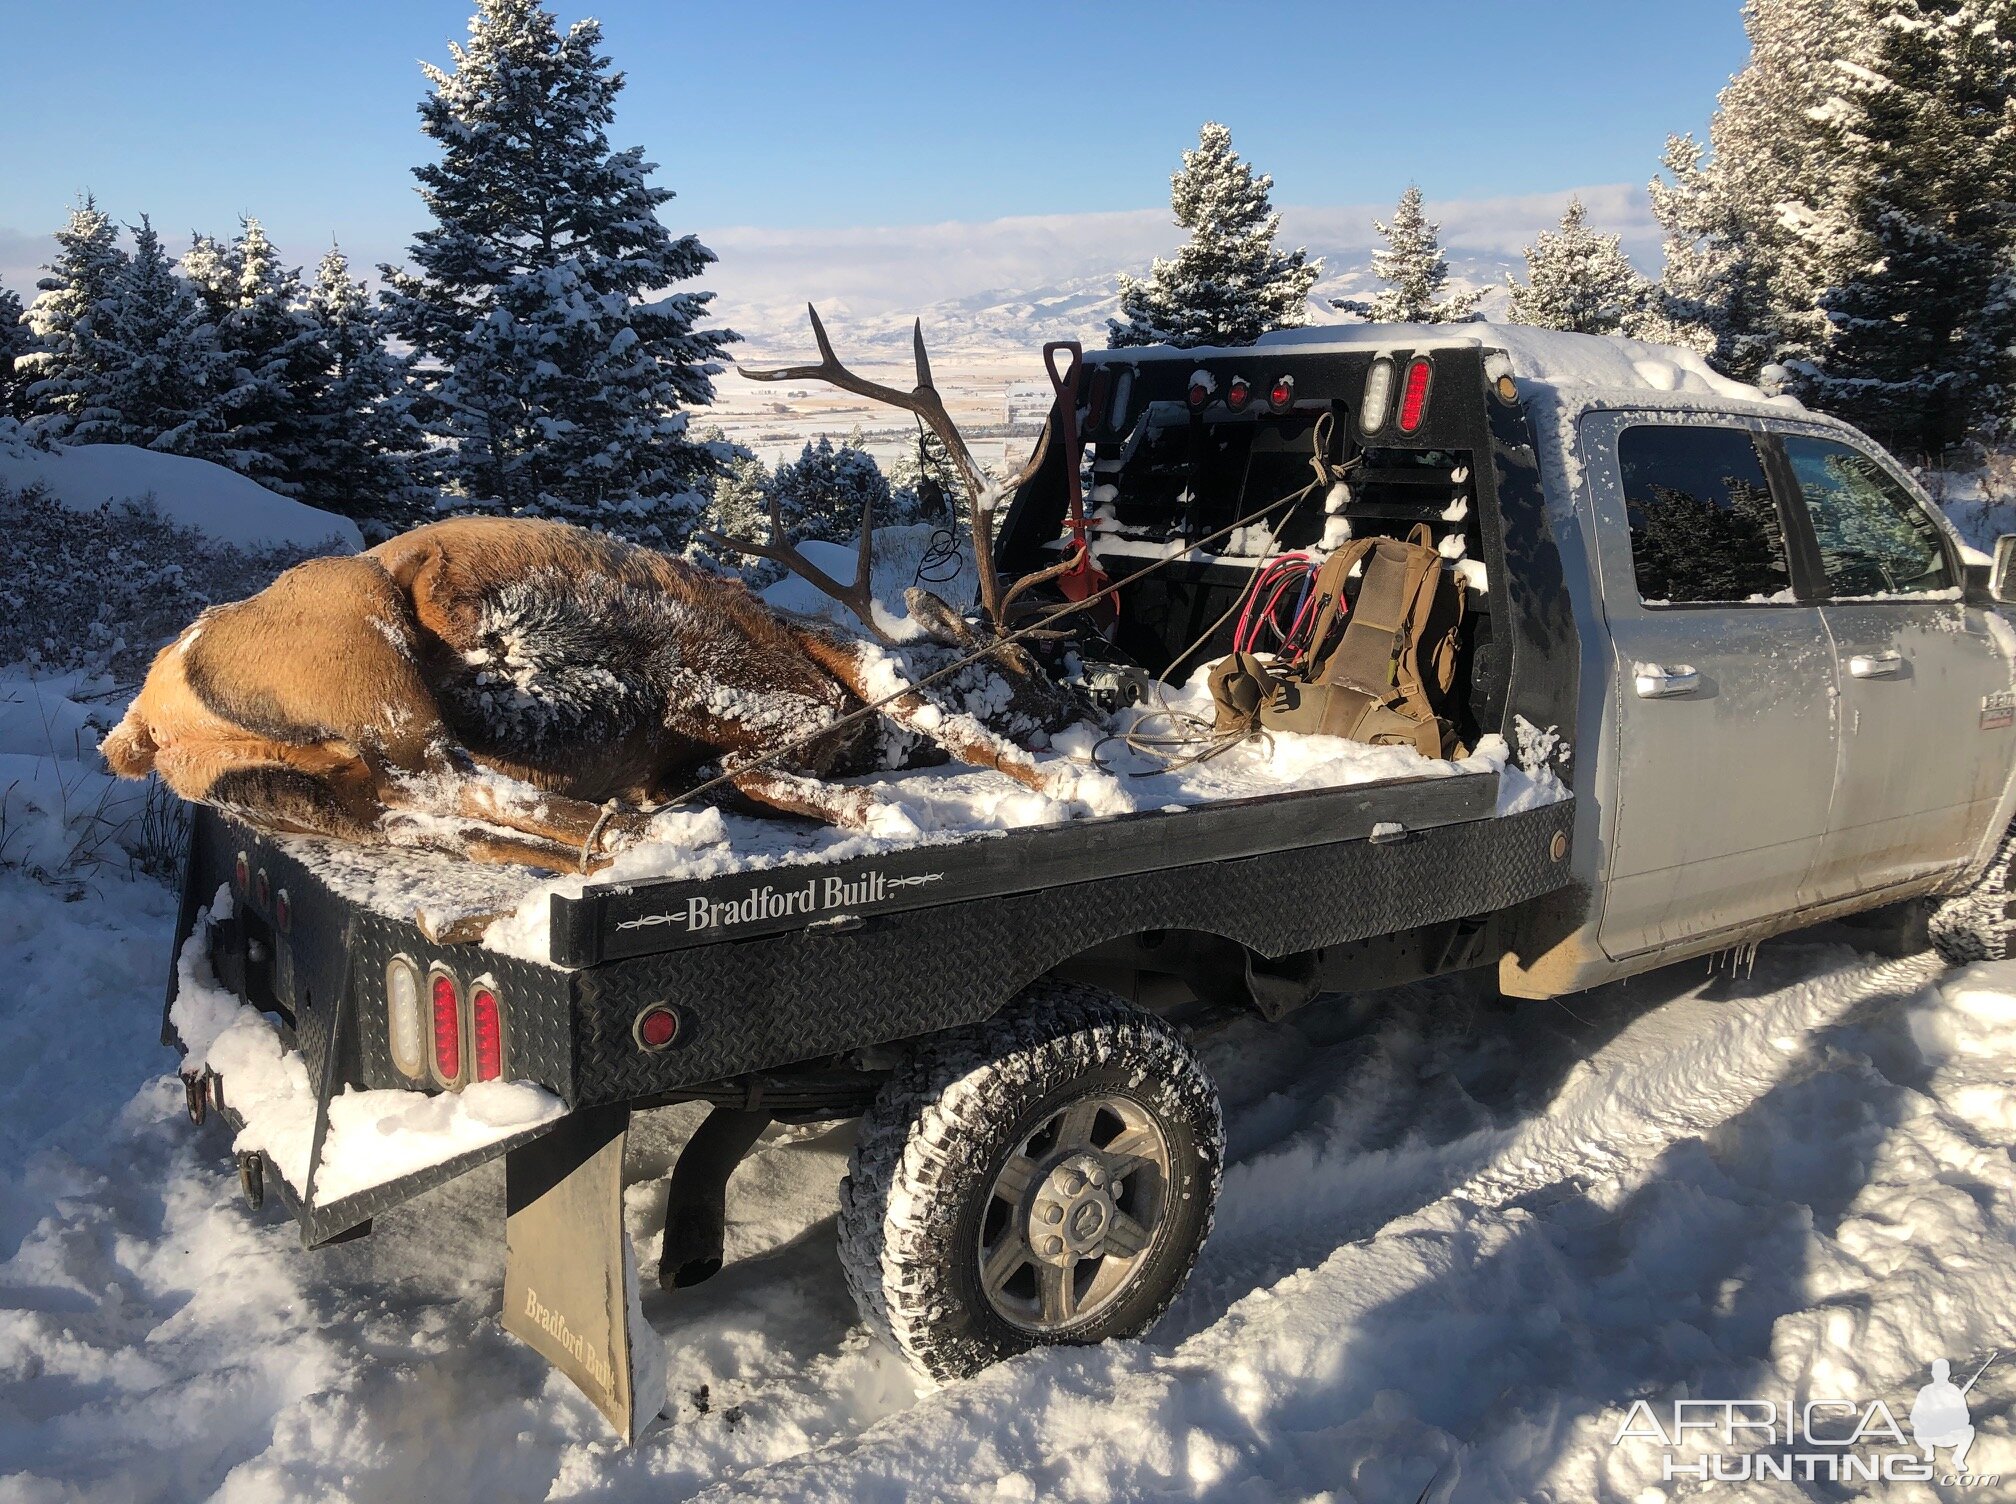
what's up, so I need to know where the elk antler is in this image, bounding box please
[739,305,1057,635]
[698,478,892,644]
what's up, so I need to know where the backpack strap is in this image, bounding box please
[1284,536,1377,678]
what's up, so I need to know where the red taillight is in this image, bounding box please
[431,971,461,1085]
[1226,378,1250,411]
[1269,376,1294,410]
[470,985,503,1082]
[1187,381,1210,409]
[233,851,249,895]
[634,1005,679,1051]
[255,868,270,910]
[1398,358,1432,432]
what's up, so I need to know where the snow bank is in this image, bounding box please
[0,674,169,877]
[7,873,2016,1499]
[0,439,362,552]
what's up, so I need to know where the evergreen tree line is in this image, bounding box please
[0,0,733,542]
[1115,0,2016,457]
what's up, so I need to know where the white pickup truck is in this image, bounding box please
[168,323,2016,1436]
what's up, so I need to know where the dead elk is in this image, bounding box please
[101,318,1090,872]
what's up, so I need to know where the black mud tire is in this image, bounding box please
[837,981,1223,1383]
[1930,823,2016,964]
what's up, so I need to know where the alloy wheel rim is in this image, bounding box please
[977,1092,1172,1333]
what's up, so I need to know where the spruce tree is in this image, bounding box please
[1505,197,1653,336]
[381,0,736,540]
[19,198,127,439]
[1338,186,1483,324]
[1648,0,1872,380]
[79,216,224,455]
[1792,0,2016,451]
[300,245,432,531]
[0,284,37,420]
[1109,122,1320,348]
[182,220,325,494]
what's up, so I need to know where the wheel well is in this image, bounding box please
[1045,915,1499,1026]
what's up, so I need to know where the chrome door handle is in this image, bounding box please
[1848,651,1904,679]
[1633,663,1700,698]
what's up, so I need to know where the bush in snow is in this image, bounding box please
[1109,122,1320,349]
[1337,186,1484,325]
[380,0,737,543]
[0,481,313,683]
[1505,197,1656,338]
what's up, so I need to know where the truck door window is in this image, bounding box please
[1618,425,1791,603]
[1780,435,1953,597]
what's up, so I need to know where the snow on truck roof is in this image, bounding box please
[1111,322,1801,411]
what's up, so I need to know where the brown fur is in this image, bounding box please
[105,516,1055,872]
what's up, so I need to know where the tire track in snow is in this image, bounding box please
[699,950,1956,1502]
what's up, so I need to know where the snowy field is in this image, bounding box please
[5,859,2016,1502]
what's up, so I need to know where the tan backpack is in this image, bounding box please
[1209,524,1468,759]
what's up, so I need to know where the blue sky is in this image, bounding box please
[0,0,1750,324]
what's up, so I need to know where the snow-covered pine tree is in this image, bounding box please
[181,220,326,495]
[299,245,432,532]
[1648,0,1872,380]
[1338,186,1483,324]
[19,198,127,439]
[380,0,736,540]
[1791,0,2016,452]
[1505,197,1652,336]
[0,284,38,420]
[76,216,223,455]
[767,436,912,545]
[1109,122,1320,348]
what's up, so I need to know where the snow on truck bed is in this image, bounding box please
[278,670,1566,969]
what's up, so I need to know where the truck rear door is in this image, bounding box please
[1771,430,2013,895]
[1579,412,1838,959]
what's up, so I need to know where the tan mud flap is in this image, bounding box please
[503,1105,666,1443]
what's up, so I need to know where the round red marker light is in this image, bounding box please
[1226,378,1251,411]
[1187,382,1209,409]
[1269,376,1295,409]
[634,1005,679,1052]
[255,869,271,910]
[233,851,249,894]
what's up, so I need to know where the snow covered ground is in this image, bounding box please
[4,857,2015,1501]
[0,434,362,553]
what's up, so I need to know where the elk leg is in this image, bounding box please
[726,766,886,829]
[801,635,1049,795]
[377,772,650,863]
[200,762,387,842]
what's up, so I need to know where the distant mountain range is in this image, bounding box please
[724,251,1519,364]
